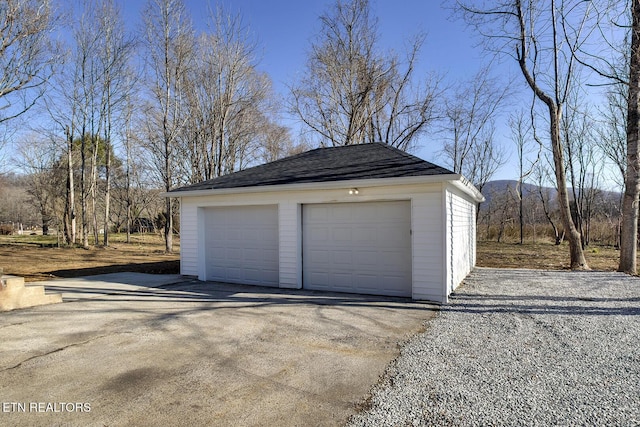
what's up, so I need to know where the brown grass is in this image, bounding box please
[0,234,629,283]
[477,239,623,271]
[0,234,179,282]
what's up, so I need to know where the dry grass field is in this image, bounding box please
[0,234,179,282]
[477,240,623,271]
[0,233,630,283]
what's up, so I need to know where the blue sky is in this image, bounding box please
[117,0,504,174]
[121,0,483,88]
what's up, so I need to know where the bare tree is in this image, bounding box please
[509,109,539,244]
[0,0,58,130]
[458,0,591,269]
[368,34,440,151]
[15,134,62,236]
[598,87,628,190]
[68,1,104,248]
[442,67,507,179]
[43,47,82,245]
[567,0,639,272]
[533,156,565,245]
[563,98,604,248]
[142,0,194,253]
[181,7,275,182]
[290,0,437,150]
[119,78,138,243]
[441,67,508,199]
[259,120,307,163]
[94,0,136,246]
[620,0,640,273]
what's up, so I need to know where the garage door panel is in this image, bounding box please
[310,272,329,287]
[332,250,352,264]
[379,227,407,244]
[382,251,408,267]
[333,209,352,221]
[205,205,279,287]
[261,229,278,242]
[353,227,377,243]
[308,226,328,242]
[353,250,379,266]
[332,228,352,241]
[308,249,330,264]
[333,273,354,287]
[303,201,411,297]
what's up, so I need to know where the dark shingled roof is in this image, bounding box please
[170,143,455,193]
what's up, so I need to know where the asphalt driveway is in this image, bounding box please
[0,273,436,426]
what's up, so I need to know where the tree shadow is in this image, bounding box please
[42,278,437,313]
[48,261,180,278]
[446,291,640,316]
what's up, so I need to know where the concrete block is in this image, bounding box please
[1,275,25,290]
[0,276,62,311]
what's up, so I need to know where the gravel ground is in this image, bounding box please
[349,267,640,426]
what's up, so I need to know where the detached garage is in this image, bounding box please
[170,143,484,303]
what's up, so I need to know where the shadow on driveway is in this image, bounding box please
[1,273,437,427]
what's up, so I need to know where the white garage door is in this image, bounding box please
[204,205,279,286]
[303,201,411,297]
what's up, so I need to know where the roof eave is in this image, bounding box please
[449,175,486,203]
[163,174,466,198]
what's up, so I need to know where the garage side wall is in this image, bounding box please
[445,186,477,296]
[411,192,445,302]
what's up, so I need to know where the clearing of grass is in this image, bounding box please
[0,233,179,282]
[0,234,632,283]
[477,240,623,271]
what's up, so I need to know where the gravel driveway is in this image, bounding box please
[349,268,640,426]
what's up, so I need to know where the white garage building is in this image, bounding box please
[170,143,484,303]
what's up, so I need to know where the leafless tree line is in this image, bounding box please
[455,0,640,274]
[479,180,622,250]
[4,0,304,252]
[1,0,639,274]
[1,0,449,252]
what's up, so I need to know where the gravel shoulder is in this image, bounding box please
[349,267,640,426]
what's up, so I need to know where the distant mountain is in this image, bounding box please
[479,180,554,205]
[479,180,621,207]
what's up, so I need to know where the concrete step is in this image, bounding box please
[28,285,63,306]
[0,276,62,311]
[1,275,25,290]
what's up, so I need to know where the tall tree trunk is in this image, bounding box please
[103,143,111,246]
[81,131,89,248]
[164,196,173,253]
[619,0,640,274]
[549,106,588,269]
[65,128,76,245]
[125,124,132,244]
[91,143,99,245]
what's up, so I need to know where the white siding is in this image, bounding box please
[411,191,445,302]
[179,201,198,276]
[445,186,477,296]
[279,202,301,289]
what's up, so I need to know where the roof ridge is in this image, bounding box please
[170,141,456,193]
[374,142,427,163]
